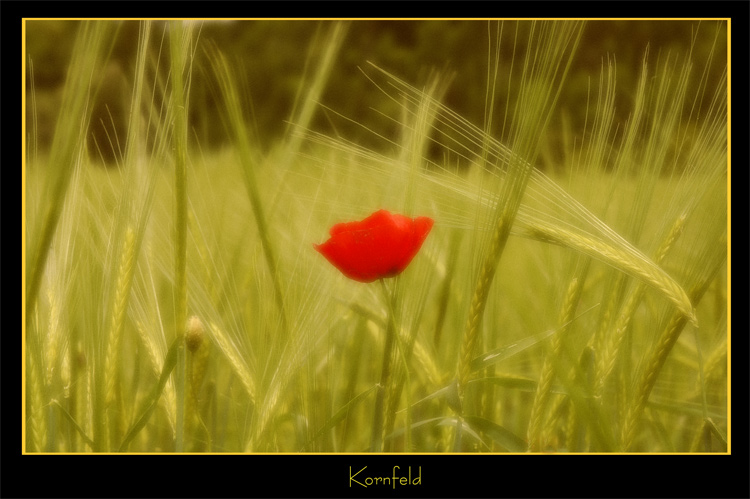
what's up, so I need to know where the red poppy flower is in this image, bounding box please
[314,209,434,283]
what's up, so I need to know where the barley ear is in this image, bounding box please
[457,219,506,397]
[104,226,136,407]
[27,351,47,452]
[565,345,596,452]
[621,312,685,450]
[45,288,61,387]
[527,276,583,451]
[697,334,727,398]
[596,214,686,395]
[135,321,176,436]
[208,322,256,403]
[526,220,696,326]
[622,252,725,451]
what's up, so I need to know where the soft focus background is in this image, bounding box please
[25,20,726,165]
[23,20,728,455]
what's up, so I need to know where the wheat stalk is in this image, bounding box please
[699,334,727,394]
[527,276,582,451]
[456,218,506,397]
[135,321,176,435]
[169,20,194,452]
[104,226,136,407]
[621,252,725,450]
[27,350,47,452]
[44,288,61,387]
[185,316,209,449]
[411,335,444,388]
[595,214,686,395]
[621,312,684,450]
[524,219,696,325]
[208,322,256,403]
[25,22,109,322]
[208,47,287,331]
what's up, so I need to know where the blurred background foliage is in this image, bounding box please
[24,19,727,168]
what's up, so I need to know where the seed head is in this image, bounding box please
[185,315,204,353]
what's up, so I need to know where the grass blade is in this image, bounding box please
[118,335,180,452]
[464,416,527,452]
[303,385,376,450]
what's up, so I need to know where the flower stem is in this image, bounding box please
[371,278,397,452]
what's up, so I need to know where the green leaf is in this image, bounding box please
[470,329,555,373]
[470,303,598,373]
[397,384,452,415]
[706,418,727,447]
[647,396,725,420]
[118,335,181,452]
[471,375,539,392]
[385,416,485,447]
[51,399,95,450]
[464,416,527,452]
[303,385,377,450]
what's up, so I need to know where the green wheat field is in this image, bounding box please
[23,20,729,453]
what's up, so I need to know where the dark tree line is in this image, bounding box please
[25,20,726,167]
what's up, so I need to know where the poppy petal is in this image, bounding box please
[314,210,434,283]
